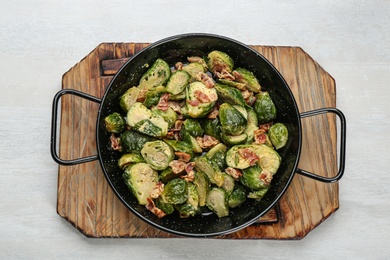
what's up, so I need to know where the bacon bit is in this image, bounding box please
[246,95,257,106]
[169,119,183,132]
[110,134,122,151]
[215,69,235,80]
[194,90,211,103]
[254,129,267,144]
[225,167,243,180]
[175,62,183,70]
[150,182,164,199]
[259,170,273,186]
[207,106,219,119]
[175,151,191,162]
[197,72,215,88]
[232,70,244,81]
[238,148,259,166]
[187,99,199,106]
[136,88,148,102]
[208,92,218,102]
[187,56,202,63]
[146,198,166,218]
[181,162,196,182]
[169,160,187,174]
[259,122,273,132]
[156,93,170,111]
[241,89,252,100]
[167,101,181,113]
[196,135,219,149]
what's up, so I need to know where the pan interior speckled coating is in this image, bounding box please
[96,33,302,237]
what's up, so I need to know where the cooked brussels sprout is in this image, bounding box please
[219,103,247,135]
[221,132,248,146]
[240,164,268,190]
[201,117,222,141]
[151,107,177,128]
[127,102,168,137]
[233,105,248,119]
[254,92,277,124]
[252,144,281,175]
[228,185,247,208]
[155,196,175,215]
[233,68,261,93]
[206,143,228,171]
[120,87,140,112]
[269,123,288,149]
[207,50,234,74]
[159,167,185,183]
[244,123,259,144]
[166,70,191,95]
[181,133,203,153]
[120,130,154,153]
[218,79,246,90]
[139,58,171,89]
[247,186,270,200]
[123,163,158,205]
[141,140,174,170]
[143,86,166,108]
[214,83,248,107]
[161,178,188,205]
[193,171,210,207]
[187,183,200,210]
[186,81,218,118]
[118,153,145,169]
[182,62,206,81]
[246,108,258,126]
[194,156,224,187]
[168,89,186,101]
[206,187,229,218]
[180,118,204,138]
[104,112,126,133]
[225,145,257,169]
[178,203,198,218]
[221,173,235,194]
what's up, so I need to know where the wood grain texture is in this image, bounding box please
[57,43,338,239]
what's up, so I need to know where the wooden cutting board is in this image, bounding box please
[57,43,339,239]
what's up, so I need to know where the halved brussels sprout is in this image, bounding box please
[166,70,191,95]
[155,196,175,215]
[269,123,288,149]
[246,108,258,126]
[247,186,270,200]
[140,140,174,170]
[168,89,186,101]
[218,79,246,90]
[161,178,188,205]
[194,156,224,187]
[214,83,248,107]
[120,130,154,153]
[164,139,194,158]
[254,92,277,124]
[206,143,228,171]
[143,85,166,108]
[181,133,203,154]
[159,167,185,183]
[206,187,229,218]
[228,185,247,208]
[221,173,235,194]
[252,144,281,175]
[207,50,234,74]
[151,107,177,128]
[193,171,210,207]
[139,58,171,89]
[180,118,204,138]
[182,62,206,81]
[104,112,126,133]
[178,203,198,218]
[221,132,248,146]
[118,153,145,169]
[187,183,199,210]
[225,145,257,169]
[219,103,247,136]
[233,68,261,93]
[186,81,218,118]
[127,102,168,137]
[244,123,259,144]
[201,117,222,141]
[240,164,268,190]
[123,163,158,205]
[233,105,248,119]
[120,87,140,112]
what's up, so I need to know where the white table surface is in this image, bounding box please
[1,0,389,259]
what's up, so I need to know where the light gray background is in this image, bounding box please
[1,0,389,259]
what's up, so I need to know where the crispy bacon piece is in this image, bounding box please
[169,160,187,174]
[238,148,259,166]
[181,162,196,182]
[175,62,183,70]
[254,129,267,145]
[259,122,273,132]
[150,182,164,199]
[156,93,170,111]
[232,70,244,81]
[225,167,243,180]
[241,89,252,100]
[187,56,202,63]
[215,69,235,81]
[194,90,211,103]
[110,134,122,151]
[175,152,191,163]
[146,198,166,218]
[246,95,257,106]
[260,170,273,186]
[196,135,219,149]
[197,72,215,88]
[207,106,219,119]
[136,88,148,102]
[187,99,199,106]
[169,120,183,132]
[167,101,182,113]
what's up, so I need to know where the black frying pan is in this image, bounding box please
[51,33,346,237]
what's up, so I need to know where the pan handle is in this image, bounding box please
[296,108,346,183]
[51,89,101,166]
